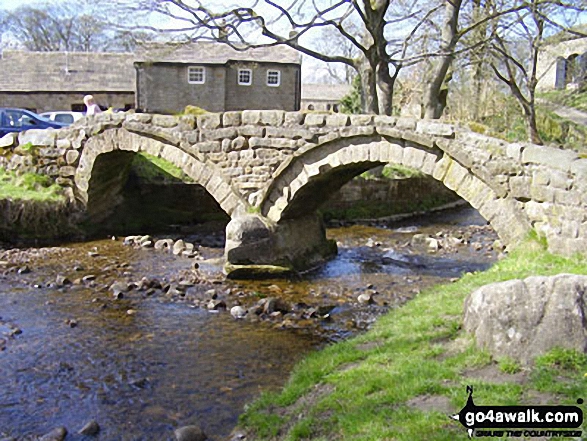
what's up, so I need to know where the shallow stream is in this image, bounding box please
[0,206,498,440]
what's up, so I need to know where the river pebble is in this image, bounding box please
[174,425,208,441]
[78,420,100,436]
[38,427,67,441]
[230,305,247,319]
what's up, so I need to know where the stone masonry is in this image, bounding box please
[1,110,586,274]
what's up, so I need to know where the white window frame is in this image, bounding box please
[266,70,281,87]
[187,66,206,84]
[238,68,253,86]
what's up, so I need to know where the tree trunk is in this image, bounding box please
[422,0,462,119]
[524,105,542,145]
[376,61,395,115]
[359,63,378,114]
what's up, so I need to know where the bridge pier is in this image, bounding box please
[224,213,337,278]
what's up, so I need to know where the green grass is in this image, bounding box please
[0,167,64,202]
[238,239,587,440]
[539,89,587,113]
[131,152,193,183]
[360,164,424,180]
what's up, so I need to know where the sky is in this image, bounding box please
[0,0,347,84]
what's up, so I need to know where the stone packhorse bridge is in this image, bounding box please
[1,110,586,276]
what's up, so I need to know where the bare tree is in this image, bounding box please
[2,0,147,52]
[120,0,438,115]
[488,0,586,144]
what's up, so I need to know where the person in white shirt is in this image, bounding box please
[83,95,103,115]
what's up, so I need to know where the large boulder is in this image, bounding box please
[463,274,587,364]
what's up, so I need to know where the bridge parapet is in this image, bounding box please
[1,111,586,271]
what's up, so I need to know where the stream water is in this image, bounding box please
[0,206,498,440]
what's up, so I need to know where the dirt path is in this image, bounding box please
[538,99,587,126]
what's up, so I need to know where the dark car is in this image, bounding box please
[0,108,67,138]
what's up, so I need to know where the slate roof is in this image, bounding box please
[135,41,302,65]
[301,83,351,101]
[0,50,135,92]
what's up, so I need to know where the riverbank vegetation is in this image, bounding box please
[0,167,64,202]
[238,239,587,440]
[131,152,193,183]
[539,89,587,113]
[451,94,587,153]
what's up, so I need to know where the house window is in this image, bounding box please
[238,69,252,86]
[188,66,205,84]
[267,70,281,87]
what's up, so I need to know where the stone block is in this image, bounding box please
[152,114,178,128]
[326,114,349,127]
[401,147,426,169]
[59,166,76,177]
[555,189,582,206]
[340,126,375,137]
[402,132,435,149]
[508,176,531,199]
[350,115,374,126]
[260,110,285,126]
[230,136,248,151]
[238,126,265,137]
[549,170,571,190]
[505,142,525,162]
[265,127,315,140]
[571,159,587,178]
[442,160,470,193]
[530,184,555,203]
[318,132,340,144]
[416,121,455,137]
[196,141,221,153]
[56,138,71,149]
[395,117,417,131]
[175,115,196,130]
[421,152,438,175]
[18,129,57,147]
[304,113,326,127]
[242,110,262,125]
[197,113,222,130]
[223,111,242,127]
[352,144,370,163]
[65,150,80,165]
[374,115,397,126]
[522,145,578,171]
[200,127,238,141]
[125,113,152,124]
[376,126,402,139]
[284,112,305,126]
[532,169,550,186]
[548,237,587,257]
[0,132,18,148]
[432,155,452,181]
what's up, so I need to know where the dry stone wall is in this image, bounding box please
[0,110,586,257]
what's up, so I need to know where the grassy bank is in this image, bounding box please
[0,167,64,202]
[238,240,587,440]
[539,89,587,113]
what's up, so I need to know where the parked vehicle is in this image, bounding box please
[0,108,67,138]
[40,111,85,125]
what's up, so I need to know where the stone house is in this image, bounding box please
[536,34,587,91]
[0,50,135,113]
[134,42,302,114]
[301,83,351,112]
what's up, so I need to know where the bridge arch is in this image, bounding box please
[74,128,246,222]
[260,134,532,247]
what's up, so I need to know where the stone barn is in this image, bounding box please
[0,50,135,113]
[134,42,302,114]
